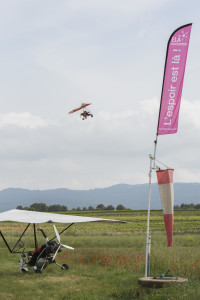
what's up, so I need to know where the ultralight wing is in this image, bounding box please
[0,209,125,224]
[68,103,91,114]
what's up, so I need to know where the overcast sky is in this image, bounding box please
[0,0,200,190]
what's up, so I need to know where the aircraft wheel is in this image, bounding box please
[62,264,69,270]
[19,267,28,273]
[35,269,42,273]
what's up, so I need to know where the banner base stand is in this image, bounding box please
[138,277,188,297]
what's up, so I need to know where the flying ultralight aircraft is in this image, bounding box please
[68,103,93,120]
[0,209,124,273]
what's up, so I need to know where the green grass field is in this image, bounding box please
[1,209,200,299]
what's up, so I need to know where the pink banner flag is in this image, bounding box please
[157,24,192,135]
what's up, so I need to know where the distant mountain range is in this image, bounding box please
[0,183,200,212]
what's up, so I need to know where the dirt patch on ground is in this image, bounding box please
[44,275,90,282]
[18,275,90,284]
[6,294,14,298]
[0,226,26,230]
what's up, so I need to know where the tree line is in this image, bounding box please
[174,203,200,209]
[16,203,129,212]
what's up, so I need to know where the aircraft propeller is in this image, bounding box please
[52,225,74,261]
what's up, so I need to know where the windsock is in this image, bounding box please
[156,169,174,247]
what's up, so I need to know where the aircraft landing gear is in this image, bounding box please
[18,267,28,273]
[61,263,69,270]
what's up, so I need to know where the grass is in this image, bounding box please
[1,209,200,299]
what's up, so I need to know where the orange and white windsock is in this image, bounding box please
[156,169,174,247]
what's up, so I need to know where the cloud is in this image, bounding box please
[181,98,200,128]
[98,110,136,121]
[0,0,169,42]
[0,95,199,190]
[0,97,157,189]
[0,112,57,129]
[65,0,169,15]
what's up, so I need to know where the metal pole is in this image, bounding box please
[33,224,38,250]
[145,139,157,277]
[145,154,153,277]
[153,138,157,169]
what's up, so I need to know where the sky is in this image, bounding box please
[0,0,200,190]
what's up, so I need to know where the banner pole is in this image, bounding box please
[145,153,153,277]
[153,137,158,169]
[145,138,157,277]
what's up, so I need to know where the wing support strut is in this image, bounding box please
[33,223,38,250]
[0,230,12,253]
[49,223,74,242]
[0,223,31,253]
[11,223,31,253]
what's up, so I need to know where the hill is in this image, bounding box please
[0,183,200,212]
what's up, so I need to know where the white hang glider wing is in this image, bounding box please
[0,209,125,224]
